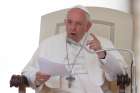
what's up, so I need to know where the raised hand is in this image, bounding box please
[87,33,106,59]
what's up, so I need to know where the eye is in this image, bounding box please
[67,19,72,24]
[76,22,82,26]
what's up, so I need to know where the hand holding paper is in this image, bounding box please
[39,58,68,76]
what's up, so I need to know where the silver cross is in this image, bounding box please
[66,75,75,88]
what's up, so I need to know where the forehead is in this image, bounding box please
[67,8,87,21]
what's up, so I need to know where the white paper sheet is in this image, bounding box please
[39,58,69,76]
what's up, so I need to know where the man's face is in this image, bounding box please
[65,8,91,42]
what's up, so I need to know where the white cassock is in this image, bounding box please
[22,32,127,93]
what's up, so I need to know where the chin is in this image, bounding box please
[69,38,77,42]
[68,35,79,42]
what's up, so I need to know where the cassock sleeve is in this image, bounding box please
[99,39,128,81]
[21,38,63,90]
[21,48,40,89]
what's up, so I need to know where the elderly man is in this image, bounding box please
[22,6,126,93]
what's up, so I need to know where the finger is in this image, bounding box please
[38,71,50,77]
[86,40,96,46]
[89,43,97,48]
[36,71,44,77]
[39,77,50,82]
[43,75,51,79]
[36,72,48,80]
[37,76,46,81]
[90,33,98,41]
[44,76,51,80]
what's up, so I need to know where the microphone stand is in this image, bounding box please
[85,48,137,93]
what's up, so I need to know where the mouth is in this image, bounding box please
[68,33,80,42]
[70,32,76,36]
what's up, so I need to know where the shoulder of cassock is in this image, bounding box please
[38,32,67,63]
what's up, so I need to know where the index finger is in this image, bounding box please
[37,71,50,76]
[90,33,98,40]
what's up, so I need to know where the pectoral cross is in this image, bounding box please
[66,75,75,88]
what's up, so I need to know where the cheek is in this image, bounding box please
[66,25,70,31]
[77,26,83,31]
[76,29,85,36]
[66,24,72,30]
[77,26,86,32]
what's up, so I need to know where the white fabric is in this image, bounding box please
[72,5,90,15]
[22,32,126,93]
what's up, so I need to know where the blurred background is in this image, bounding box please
[0,0,139,93]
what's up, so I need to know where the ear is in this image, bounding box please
[86,21,92,32]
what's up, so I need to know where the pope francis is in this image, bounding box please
[22,6,126,93]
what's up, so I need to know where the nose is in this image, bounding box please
[70,23,76,31]
[71,24,76,32]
